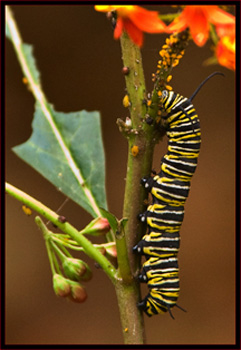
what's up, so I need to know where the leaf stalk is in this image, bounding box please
[6,182,117,283]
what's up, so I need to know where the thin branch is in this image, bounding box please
[6,182,117,283]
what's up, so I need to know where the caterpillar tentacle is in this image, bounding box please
[134,73,223,318]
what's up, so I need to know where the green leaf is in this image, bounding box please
[21,44,41,85]
[203,56,218,67]
[100,208,128,240]
[99,207,119,233]
[6,11,41,85]
[13,103,107,217]
[5,19,11,40]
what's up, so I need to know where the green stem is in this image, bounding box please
[51,234,115,252]
[35,216,57,275]
[120,32,159,273]
[159,12,180,22]
[57,243,73,258]
[46,240,57,275]
[209,23,219,45]
[51,236,81,251]
[115,226,132,284]
[51,240,68,262]
[115,280,145,344]
[6,182,117,283]
[51,245,62,275]
[110,31,161,344]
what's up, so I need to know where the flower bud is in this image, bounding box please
[98,247,106,255]
[79,263,93,282]
[68,281,87,303]
[105,245,117,267]
[82,217,111,236]
[62,258,89,281]
[53,274,71,297]
[106,245,117,258]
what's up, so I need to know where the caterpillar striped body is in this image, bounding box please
[133,72,224,319]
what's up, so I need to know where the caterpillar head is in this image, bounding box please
[160,90,176,114]
[161,90,169,101]
[160,90,188,115]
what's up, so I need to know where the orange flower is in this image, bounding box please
[215,21,235,70]
[216,35,235,70]
[216,22,235,38]
[167,5,235,47]
[95,5,167,47]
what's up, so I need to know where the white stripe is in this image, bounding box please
[162,164,194,175]
[169,145,199,152]
[145,236,180,241]
[148,209,185,215]
[153,188,186,199]
[164,158,197,167]
[158,182,190,190]
[171,97,188,109]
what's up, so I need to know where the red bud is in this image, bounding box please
[68,282,87,303]
[82,217,111,236]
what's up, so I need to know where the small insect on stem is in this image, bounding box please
[131,145,139,157]
[58,215,67,223]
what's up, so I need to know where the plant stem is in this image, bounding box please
[46,239,57,275]
[115,280,145,344]
[112,32,160,344]
[51,240,68,262]
[5,182,117,283]
[120,32,159,273]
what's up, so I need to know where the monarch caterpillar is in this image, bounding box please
[133,72,224,319]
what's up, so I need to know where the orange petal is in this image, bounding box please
[205,6,235,25]
[124,19,144,47]
[187,7,210,46]
[216,38,235,70]
[114,17,124,40]
[167,11,188,33]
[128,6,166,33]
[216,22,235,38]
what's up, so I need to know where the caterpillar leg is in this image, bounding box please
[137,212,146,223]
[137,291,185,319]
[137,270,148,283]
[140,176,154,191]
[137,292,175,317]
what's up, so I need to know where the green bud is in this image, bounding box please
[79,262,92,282]
[68,281,87,303]
[81,217,111,236]
[53,274,71,297]
[62,258,87,281]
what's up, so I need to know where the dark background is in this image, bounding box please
[5,5,236,345]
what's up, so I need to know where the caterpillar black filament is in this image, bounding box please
[133,72,224,318]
